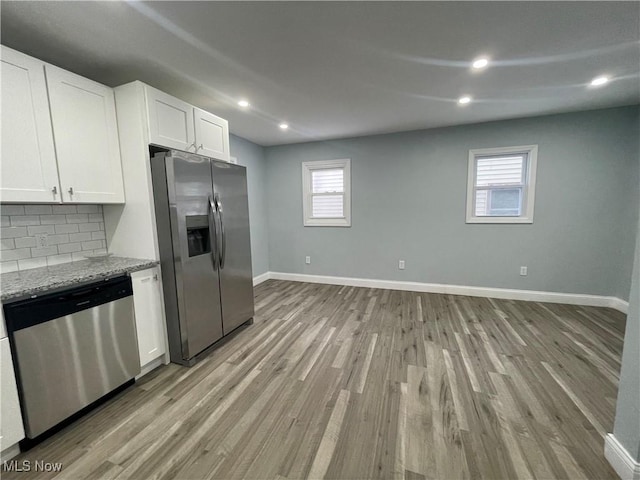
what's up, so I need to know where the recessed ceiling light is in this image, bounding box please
[458,96,472,105]
[590,75,610,87]
[472,57,489,70]
[237,99,250,108]
[279,123,289,130]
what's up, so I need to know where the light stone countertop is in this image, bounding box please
[0,256,158,302]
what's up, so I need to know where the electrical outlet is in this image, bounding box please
[35,234,49,248]
[520,266,528,276]
[399,260,405,270]
[305,256,311,265]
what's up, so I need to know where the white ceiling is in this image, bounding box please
[2,2,639,146]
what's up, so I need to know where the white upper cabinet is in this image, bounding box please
[194,108,230,161]
[1,46,61,203]
[0,47,125,204]
[146,86,230,161]
[146,87,195,152]
[46,65,125,203]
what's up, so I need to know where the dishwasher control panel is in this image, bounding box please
[4,275,133,332]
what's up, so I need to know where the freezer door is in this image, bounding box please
[166,152,223,358]
[211,160,255,334]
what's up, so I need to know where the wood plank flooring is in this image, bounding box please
[3,280,625,479]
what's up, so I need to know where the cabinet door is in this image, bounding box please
[194,108,230,161]
[131,268,166,367]
[45,65,125,204]
[1,47,61,203]
[0,338,25,451]
[146,87,195,152]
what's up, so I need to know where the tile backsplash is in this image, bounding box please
[0,204,107,273]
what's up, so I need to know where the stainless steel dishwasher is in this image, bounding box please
[4,275,140,441]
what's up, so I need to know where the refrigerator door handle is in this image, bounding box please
[215,193,226,269]
[208,195,219,269]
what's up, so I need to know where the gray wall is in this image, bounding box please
[613,205,640,461]
[265,106,639,299]
[230,134,269,277]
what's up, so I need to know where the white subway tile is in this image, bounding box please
[99,222,105,231]
[40,214,67,225]
[1,205,25,216]
[92,248,108,255]
[25,205,53,215]
[79,223,101,232]
[15,237,37,248]
[46,253,72,266]
[91,231,106,240]
[76,205,98,213]
[52,205,77,214]
[88,214,104,223]
[10,215,40,226]
[58,242,82,254]
[1,239,15,250]
[69,232,92,242]
[54,224,79,234]
[81,240,103,251]
[72,251,89,261]
[66,214,89,224]
[18,257,47,270]
[1,248,31,261]
[31,246,58,258]
[1,216,10,227]
[1,227,28,238]
[0,260,19,273]
[27,225,56,235]
[47,234,70,245]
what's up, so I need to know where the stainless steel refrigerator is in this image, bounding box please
[151,150,254,366]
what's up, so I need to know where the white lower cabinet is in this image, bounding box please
[0,337,25,457]
[131,267,166,369]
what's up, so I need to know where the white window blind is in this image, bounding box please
[474,155,526,217]
[311,168,344,218]
[466,145,538,224]
[302,159,351,227]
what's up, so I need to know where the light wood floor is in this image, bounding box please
[4,280,625,479]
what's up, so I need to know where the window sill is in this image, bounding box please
[466,216,533,224]
[304,218,351,227]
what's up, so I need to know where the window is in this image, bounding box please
[466,145,538,223]
[302,158,351,227]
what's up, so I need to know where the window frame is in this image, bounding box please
[466,145,538,224]
[302,158,351,227]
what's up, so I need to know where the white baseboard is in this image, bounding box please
[605,434,640,480]
[253,272,271,286]
[609,297,630,314]
[256,271,628,313]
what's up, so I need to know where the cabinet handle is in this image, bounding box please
[68,187,74,196]
[197,144,203,151]
[52,186,58,196]
[187,142,196,151]
[153,274,158,281]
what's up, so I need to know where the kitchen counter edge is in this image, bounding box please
[1,257,159,303]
